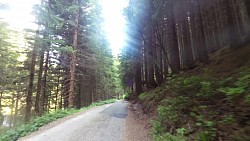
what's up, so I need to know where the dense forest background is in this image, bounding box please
[0,0,123,126]
[120,0,250,95]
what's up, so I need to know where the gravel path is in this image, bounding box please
[19,101,129,141]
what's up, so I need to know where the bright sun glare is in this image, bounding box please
[0,0,38,30]
[101,0,128,56]
[0,0,128,56]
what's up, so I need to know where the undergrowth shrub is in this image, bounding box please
[152,96,190,141]
[151,67,250,141]
[172,76,215,98]
[123,93,129,99]
[218,73,250,102]
[139,92,157,101]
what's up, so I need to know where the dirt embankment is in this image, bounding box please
[122,102,153,141]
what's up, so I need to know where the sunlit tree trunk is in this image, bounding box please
[68,6,80,108]
[39,51,49,115]
[35,47,45,115]
[10,94,15,127]
[13,92,19,126]
[25,36,38,122]
[0,91,3,126]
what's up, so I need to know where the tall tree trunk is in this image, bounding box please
[35,47,45,115]
[233,0,245,36]
[63,70,69,108]
[10,95,15,127]
[246,0,250,18]
[39,51,49,115]
[181,0,195,70]
[0,91,3,126]
[68,7,80,108]
[54,76,60,111]
[13,92,19,126]
[196,0,209,63]
[25,39,37,122]
[135,61,143,95]
[211,0,221,50]
[167,2,181,73]
[225,0,241,48]
[154,41,163,85]
[245,0,250,36]
[76,80,81,109]
[143,44,149,88]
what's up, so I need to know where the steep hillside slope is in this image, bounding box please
[131,45,250,141]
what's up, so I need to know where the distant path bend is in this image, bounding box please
[19,101,129,141]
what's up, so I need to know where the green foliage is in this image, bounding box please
[152,121,186,141]
[151,96,190,141]
[217,87,245,96]
[198,81,213,97]
[0,99,116,141]
[196,127,217,141]
[153,132,186,141]
[194,119,217,141]
[56,45,74,53]
[218,74,250,101]
[138,91,159,101]
[219,115,235,124]
[172,76,217,98]
[180,76,202,89]
[123,93,129,99]
[190,111,217,141]
[138,92,148,101]
[90,99,116,107]
[157,96,190,124]
[176,128,186,136]
[146,65,250,140]
[196,131,210,141]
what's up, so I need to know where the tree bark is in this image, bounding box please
[25,37,38,122]
[54,76,60,111]
[68,6,80,108]
[196,0,209,63]
[35,47,45,115]
[225,0,241,48]
[13,92,19,126]
[181,0,195,70]
[167,2,181,73]
[246,0,250,18]
[39,51,49,115]
[135,61,143,95]
[0,91,3,126]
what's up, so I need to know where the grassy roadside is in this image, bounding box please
[0,99,116,141]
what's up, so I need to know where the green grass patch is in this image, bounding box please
[0,99,116,141]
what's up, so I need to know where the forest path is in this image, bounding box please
[19,100,129,141]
